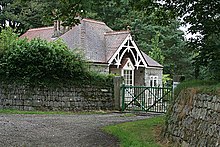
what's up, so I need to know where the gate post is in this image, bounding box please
[113,76,122,110]
[121,84,125,111]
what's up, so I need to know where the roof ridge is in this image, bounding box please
[27,26,54,32]
[104,30,130,35]
[82,18,106,25]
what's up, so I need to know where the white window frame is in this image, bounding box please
[121,58,135,86]
[149,76,158,87]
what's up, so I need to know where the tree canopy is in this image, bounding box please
[0,0,87,33]
[165,0,220,80]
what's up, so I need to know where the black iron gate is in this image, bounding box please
[121,85,172,113]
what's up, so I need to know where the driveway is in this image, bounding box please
[0,112,157,147]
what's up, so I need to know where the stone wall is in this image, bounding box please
[165,88,220,147]
[0,83,114,111]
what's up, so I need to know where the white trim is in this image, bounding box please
[121,59,135,86]
[149,76,158,87]
[145,67,163,70]
[108,34,148,69]
[121,69,134,86]
[122,58,135,70]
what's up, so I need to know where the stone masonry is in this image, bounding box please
[0,83,114,111]
[165,88,220,147]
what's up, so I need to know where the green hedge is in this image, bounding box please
[0,28,113,87]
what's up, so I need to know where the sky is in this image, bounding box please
[179,24,201,40]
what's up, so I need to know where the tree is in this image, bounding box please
[165,0,220,80]
[149,32,165,64]
[0,0,52,33]
[0,0,20,32]
[0,0,89,33]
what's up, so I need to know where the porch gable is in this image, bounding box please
[108,34,148,69]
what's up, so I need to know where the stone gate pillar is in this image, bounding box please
[113,76,122,110]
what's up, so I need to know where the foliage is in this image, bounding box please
[0,0,89,33]
[149,32,165,64]
[103,116,172,147]
[0,0,51,33]
[0,27,17,55]
[165,0,220,80]
[173,80,219,98]
[162,74,172,87]
[0,28,113,86]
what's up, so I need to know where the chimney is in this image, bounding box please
[52,20,71,38]
[53,20,61,38]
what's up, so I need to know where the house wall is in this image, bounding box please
[134,68,145,86]
[109,67,121,76]
[110,67,162,87]
[145,68,163,87]
[89,63,109,74]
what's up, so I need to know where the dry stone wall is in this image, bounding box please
[165,88,220,147]
[0,83,114,111]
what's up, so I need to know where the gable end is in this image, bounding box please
[108,34,148,69]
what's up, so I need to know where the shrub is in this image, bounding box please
[0,28,113,86]
[0,37,88,81]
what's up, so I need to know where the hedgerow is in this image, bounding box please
[0,28,113,87]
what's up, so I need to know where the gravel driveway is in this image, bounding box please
[0,112,157,147]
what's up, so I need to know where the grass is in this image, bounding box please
[103,116,171,147]
[0,109,108,115]
[174,80,220,97]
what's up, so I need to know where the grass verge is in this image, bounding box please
[174,80,220,97]
[0,109,108,115]
[103,116,171,147]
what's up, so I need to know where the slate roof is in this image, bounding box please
[141,51,163,68]
[20,18,163,68]
[59,19,113,62]
[20,26,54,41]
[104,31,130,61]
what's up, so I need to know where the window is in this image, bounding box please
[150,76,158,87]
[123,70,133,86]
[121,58,134,86]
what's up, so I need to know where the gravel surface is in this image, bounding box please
[0,112,158,147]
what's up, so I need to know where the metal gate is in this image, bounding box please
[121,85,172,113]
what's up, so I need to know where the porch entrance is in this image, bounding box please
[121,85,172,113]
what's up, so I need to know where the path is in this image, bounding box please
[0,112,157,147]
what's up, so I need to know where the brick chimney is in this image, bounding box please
[52,20,71,38]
